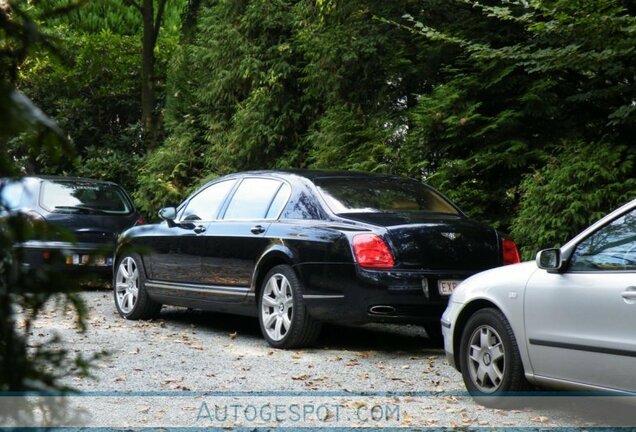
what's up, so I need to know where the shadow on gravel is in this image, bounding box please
[155,308,440,353]
[482,395,636,427]
[317,323,441,353]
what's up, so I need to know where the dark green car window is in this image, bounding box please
[315,177,458,215]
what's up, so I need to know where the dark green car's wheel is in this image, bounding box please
[114,253,161,320]
[459,308,529,406]
[258,264,321,349]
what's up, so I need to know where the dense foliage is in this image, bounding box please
[402,0,636,256]
[12,0,185,193]
[1,0,101,397]
[11,0,636,258]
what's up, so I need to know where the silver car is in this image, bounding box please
[442,199,636,402]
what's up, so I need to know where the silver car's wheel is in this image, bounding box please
[459,308,530,406]
[258,264,321,348]
[113,253,161,320]
[115,257,139,314]
[466,325,505,393]
[260,273,294,341]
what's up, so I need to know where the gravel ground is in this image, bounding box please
[20,289,634,428]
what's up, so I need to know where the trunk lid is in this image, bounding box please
[44,212,139,244]
[344,212,501,271]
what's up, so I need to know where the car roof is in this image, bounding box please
[238,169,405,181]
[2,175,122,186]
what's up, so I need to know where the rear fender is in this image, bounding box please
[251,243,298,295]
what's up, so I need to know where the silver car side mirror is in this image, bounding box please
[158,206,177,222]
[536,248,562,272]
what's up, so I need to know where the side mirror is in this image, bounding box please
[536,248,562,272]
[158,206,177,222]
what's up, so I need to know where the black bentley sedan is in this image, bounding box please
[113,170,519,348]
[1,176,143,275]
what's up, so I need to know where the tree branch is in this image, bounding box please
[152,0,167,47]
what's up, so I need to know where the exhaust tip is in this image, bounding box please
[369,305,396,315]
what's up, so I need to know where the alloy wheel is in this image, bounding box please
[115,257,139,314]
[467,324,506,393]
[261,273,294,341]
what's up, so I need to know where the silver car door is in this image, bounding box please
[525,208,636,391]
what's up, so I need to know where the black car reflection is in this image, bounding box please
[113,170,519,348]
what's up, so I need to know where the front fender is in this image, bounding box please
[448,261,538,375]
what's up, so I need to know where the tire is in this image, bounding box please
[459,308,529,406]
[258,264,321,349]
[113,253,162,320]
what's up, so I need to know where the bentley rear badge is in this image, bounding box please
[441,232,461,241]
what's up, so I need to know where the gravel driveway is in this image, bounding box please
[20,289,633,428]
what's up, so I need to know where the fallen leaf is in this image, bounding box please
[402,412,413,426]
[292,374,310,381]
[229,332,237,339]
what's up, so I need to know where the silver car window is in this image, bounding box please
[569,209,636,271]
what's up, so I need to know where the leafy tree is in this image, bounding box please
[122,0,172,149]
[1,1,102,399]
[13,0,185,193]
[135,0,436,214]
[513,143,636,258]
[398,0,636,255]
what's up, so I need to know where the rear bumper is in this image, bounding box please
[295,262,476,325]
[17,240,115,275]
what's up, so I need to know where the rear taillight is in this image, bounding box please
[353,234,395,269]
[134,216,145,226]
[502,238,520,265]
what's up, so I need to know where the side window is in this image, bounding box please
[569,209,636,271]
[223,178,282,220]
[265,183,291,219]
[281,191,327,220]
[1,182,24,209]
[181,180,236,221]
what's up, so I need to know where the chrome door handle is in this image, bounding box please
[193,225,206,234]
[251,225,265,235]
[621,286,636,300]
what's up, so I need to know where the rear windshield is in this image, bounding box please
[315,177,459,215]
[40,180,133,215]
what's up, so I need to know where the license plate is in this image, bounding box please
[67,254,111,267]
[438,279,462,295]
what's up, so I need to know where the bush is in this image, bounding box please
[512,142,636,259]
